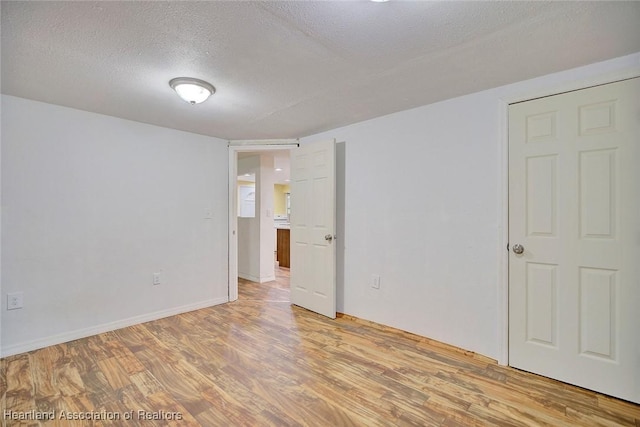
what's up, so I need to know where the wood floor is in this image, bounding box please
[2,267,639,426]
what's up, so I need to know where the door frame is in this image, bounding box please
[228,140,299,301]
[497,68,640,366]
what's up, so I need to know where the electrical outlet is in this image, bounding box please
[7,292,24,310]
[371,274,381,290]
[153,272,161,286]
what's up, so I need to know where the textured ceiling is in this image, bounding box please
[2,1,639,140]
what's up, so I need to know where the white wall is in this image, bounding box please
[302,52,640,360]
[237,216,259,281]
[1,95,229,356]
[257,155,276,282]
[237,156,260,281]
[237,154,276,283]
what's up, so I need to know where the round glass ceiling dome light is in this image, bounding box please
[169,77,215,105]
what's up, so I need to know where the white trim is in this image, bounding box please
[228,147,239,301]
[1,297,227,357]
[0,95,3,351]
[228,142,299,301]
[238,273,276,283]
[497,99,510,366]
[229,139,299,147]
[238,273,258,282]
[498,68,640,368]
[501,69,640,106]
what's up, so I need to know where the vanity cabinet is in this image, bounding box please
[276,228,290,268]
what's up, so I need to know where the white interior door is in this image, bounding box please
[509,78,640,404]
[290,139,336,318]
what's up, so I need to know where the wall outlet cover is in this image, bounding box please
[7,292,24,310]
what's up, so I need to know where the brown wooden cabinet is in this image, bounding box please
[276,228,290,268]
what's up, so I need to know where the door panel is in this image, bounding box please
[526,155,557,237]
[579,267,616,360]
[509,78,639,404]
[526,262,558,348]
[290,140,336,318]
[580,149,616,239]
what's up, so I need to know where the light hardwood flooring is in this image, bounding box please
[2,267,639,426]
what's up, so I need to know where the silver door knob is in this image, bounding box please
[512,244,524,254]
[325,234,333,242]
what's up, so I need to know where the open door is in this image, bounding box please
[290,139,336,318]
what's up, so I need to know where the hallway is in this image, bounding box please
[238,265,290,303]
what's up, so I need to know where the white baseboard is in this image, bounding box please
[238,272,276,283]
[238,272,260,282]
[1,297,228,358]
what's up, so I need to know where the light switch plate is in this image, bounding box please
[371,274,381,289]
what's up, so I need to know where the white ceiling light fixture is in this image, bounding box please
[169,77,215,105]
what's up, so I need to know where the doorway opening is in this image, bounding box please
[228,141,298,302]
